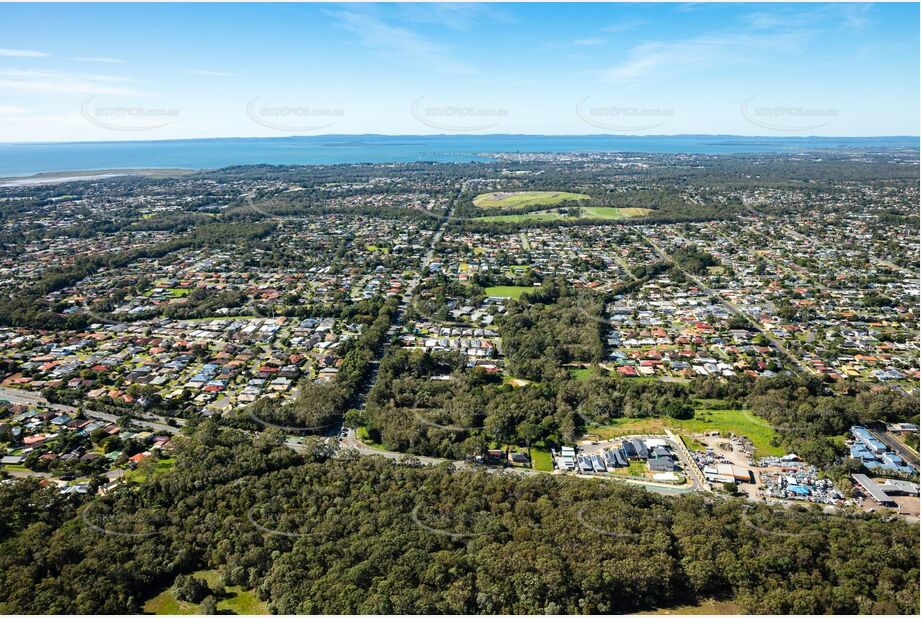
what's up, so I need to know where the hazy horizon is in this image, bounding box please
[0,2,918,142]
[2,132,921,147]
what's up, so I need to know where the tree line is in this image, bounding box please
[0,422,917,614]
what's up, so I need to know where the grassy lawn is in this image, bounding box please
[166,288,191,297]
[475,205,651,223]
[220,590,269,615]
[143,569,269,615]
[610,460,648,477]
[580,206,653,219]
[568,367,597,381]
[530,445,554,472]
[588,407,783,458]
[681,435,708,452]
[477,210,570,223]
[125,458,175,483]
[638,598,740,615]
[519,232,531,250]
[485,285,532,299]
[357,426,387,451]
[473,191,589,209]
[143,590,198,615]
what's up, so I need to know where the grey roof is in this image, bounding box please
[852,474,895,504]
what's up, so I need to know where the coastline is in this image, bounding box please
[0,134,917,181]
[0,167,198,187]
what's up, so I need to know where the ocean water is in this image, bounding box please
[0,134,916,178]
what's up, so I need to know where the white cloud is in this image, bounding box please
[396,3,509,32]
[574,37,604,47]
[71,57,125,64]
[0,69,143,95]
[0,105,27,115]
[186,70,234,77]
[599,31,809,81]
[331,10,475,75]
[0,48,48,58]
[743,4,873,32]
[839,4,872,31]
[601,20,646,34]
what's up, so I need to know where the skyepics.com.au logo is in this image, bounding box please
[246,97,344,132]
[410,97,509,132]
[576,97,674,132]
[404,387,487,434]
[76,301,132,329]
[575,501,671,539]
[233,193,287,222]
[740,97,838,133]
[245,404,338,435]
[737,504,828,539]
[247,503,332,538]
[410,501,494,540]
[81,97,179,132]
[81,501,173,538]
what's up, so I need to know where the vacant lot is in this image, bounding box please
[125,457,175,483]
[588,406,783,458]
[530,445,554,471]
[581,206,653,219]
[473,191,589,209]
[476,205,652,222]
[477,209,572,223]
[568,367,600,380]
[485,285,532,299]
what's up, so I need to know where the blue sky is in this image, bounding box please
[0,2,917,141]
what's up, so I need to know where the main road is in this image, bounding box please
[348,199,457,414]
[641,231,809,375]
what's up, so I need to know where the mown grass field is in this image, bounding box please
[477,210,570,223]
[143,569,269,615]
[473,191,590,209]
[530,445,554,471]
[587,406,783,458]
[580,206,653,219]
[476,205,652,223]
[485,285,532,299]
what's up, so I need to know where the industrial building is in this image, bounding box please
[703,462,753,484]
[849,426,916,475]
[852,474,920,507]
